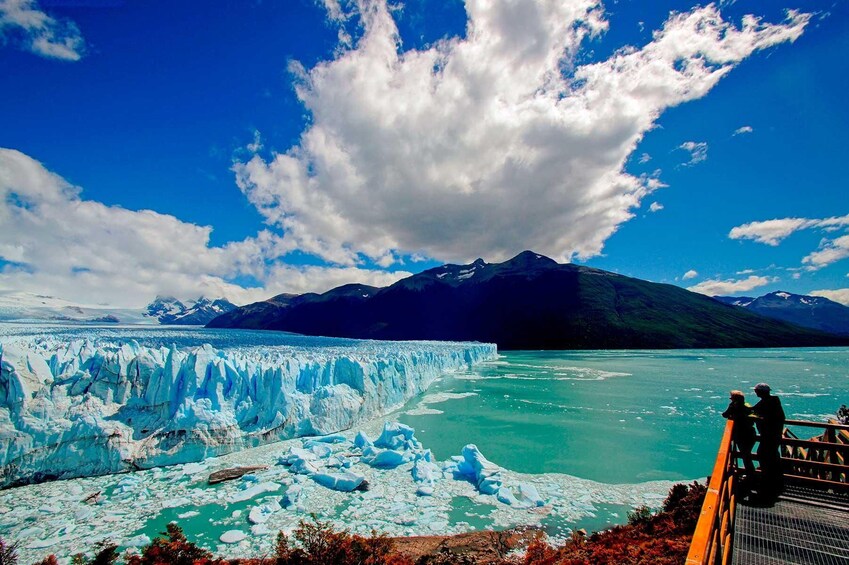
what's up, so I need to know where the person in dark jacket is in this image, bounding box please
[752,382,785,500]
[722,390,756,478]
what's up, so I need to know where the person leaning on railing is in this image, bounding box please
[722,390,756,482]
[751,382,785,502]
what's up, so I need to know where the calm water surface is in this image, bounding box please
[397,348,849,483]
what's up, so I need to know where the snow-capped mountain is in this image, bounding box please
[144,295,237,325]
[714,291,849,336]
[0,291,237,325]
[0,291,151,324]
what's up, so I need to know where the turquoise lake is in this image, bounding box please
[396,348,849,484]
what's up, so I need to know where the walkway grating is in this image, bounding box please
[732,486,849,565]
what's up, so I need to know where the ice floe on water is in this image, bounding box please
[0,420,680,564]
[0,325,495,487]
[405,392,478,415]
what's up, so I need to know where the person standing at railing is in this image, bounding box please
[752,383,785,501]
[722,390,756,482]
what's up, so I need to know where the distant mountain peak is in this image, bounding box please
[145,295,237,325]
[715,290,849,336]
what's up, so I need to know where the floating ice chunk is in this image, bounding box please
[181,462,207,475]
[306,434,346,444]
[290,458,320,475]
[374,422,421,451]
[362,447,411,469]
[279,446,318,465]
[515,483,544,507]
[27,537,61,549]
[280,446,321,475]
[308,444,333,459]
[251,523,271,536]
[178,510,200,519]
[162,497,191,508]
[412,451,442,485]
[123,534,151,548]
[18,527,45,539]
[453,444,503,495]
[75,507,93,521]
[282,484,302,509]
[416,486,434,497]
[325,456,346,468]
[220,530,247,544]
[496,487,520,506]
[226,481,280,503]
[312,471,365,492]
[353,431,373,449]
[248,499,282,524]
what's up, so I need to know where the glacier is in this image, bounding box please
[0,324,496,487]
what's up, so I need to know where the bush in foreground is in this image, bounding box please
[522,481,707,565]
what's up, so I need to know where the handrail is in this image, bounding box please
[686,420,736,565]
[785,419,849,431]
[781,419,848,488]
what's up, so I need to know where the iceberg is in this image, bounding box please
[312,471,365,492]
[0,327,495,487]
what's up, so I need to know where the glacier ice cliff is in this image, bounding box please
[0,330,495,487]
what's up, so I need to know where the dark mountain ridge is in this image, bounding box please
[208,251,849,349]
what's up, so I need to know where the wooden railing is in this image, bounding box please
[781,419,849,489]
[687,418,849,565]
[686,420,737,565]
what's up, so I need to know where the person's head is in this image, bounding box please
[754,383,771,398]
[729,390,745,403]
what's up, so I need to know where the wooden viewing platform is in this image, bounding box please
[686,419,849,565]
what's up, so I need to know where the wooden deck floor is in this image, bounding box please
[732,485,849,565]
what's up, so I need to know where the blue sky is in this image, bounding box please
[1,0,848,307]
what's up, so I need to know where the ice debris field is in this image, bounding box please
[0,419,677,563]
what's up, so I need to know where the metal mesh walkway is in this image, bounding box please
[732,486,849,565]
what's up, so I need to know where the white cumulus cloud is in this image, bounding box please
[0,149,410,306]
[810,288,849,307]
[0,0,85,60]
[733,125,753,135]
[649,202,664,213]
[729,214,849,246]
[729,214,849,269]
[803,234,849,270]
[687,275,776,296]
[683,269,698,280]
[235,1,809,266]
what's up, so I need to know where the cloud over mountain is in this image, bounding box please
[0,149,409,306]
[235,1,809,267]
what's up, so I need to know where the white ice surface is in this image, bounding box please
[0,325,495,487]
[0,420,684,564]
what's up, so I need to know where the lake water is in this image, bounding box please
[2,338,847,562]
[398,348,849,484]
